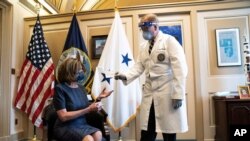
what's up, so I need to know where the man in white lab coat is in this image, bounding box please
[115,14,188,141]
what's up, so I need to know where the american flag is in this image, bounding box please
[14,16,55,127]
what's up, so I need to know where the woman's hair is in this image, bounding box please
[57,57,83,83]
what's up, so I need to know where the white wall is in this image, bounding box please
[9,0,36,135]
[9,0,53,138]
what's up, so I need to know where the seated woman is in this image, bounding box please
[53,57,113,141]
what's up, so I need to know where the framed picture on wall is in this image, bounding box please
[215,28,241,67]
[238,85,250,99]
[159,25,182,45]
[92,35,107,59]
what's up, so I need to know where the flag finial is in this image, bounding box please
[72,0,77,14]
[35,2,42,16]
[114,0,119,11]
[114,6,119,12]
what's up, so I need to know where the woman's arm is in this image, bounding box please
[56,102,100,122]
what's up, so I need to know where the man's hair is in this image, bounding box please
[57,57,82,83]
[140,14,159,24]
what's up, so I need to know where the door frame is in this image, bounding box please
[0,1,12,140]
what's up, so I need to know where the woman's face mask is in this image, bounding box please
[76,71,85,83]
[142,30,154,40]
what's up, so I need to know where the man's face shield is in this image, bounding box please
[138,22,157,30]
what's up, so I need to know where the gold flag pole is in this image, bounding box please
[117,131,123,141]
[35,2,42,16]
[114,2,123,141]
[72,0,77,14]
[114,0,119,11]
[31,126,40,141]
[25,3,42,141]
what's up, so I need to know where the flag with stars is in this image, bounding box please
[14,15,55,127]
[91,11,142,131]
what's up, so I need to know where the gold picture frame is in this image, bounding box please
[92,35,107,59]
[238,85,250,99]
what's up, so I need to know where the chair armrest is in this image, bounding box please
[99,109,108,120]
[42,103,57,141]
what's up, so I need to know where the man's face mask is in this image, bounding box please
[138,22,156,40]
[76,71,85,83]
[142,31,154,40]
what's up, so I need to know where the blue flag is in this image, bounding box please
[56,14,93,93]
[63,14,88,53]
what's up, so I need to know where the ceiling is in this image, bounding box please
[19,0,210,15]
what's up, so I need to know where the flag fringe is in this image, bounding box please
[106,106,141,132]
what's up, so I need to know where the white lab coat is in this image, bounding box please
[122,31,188,133]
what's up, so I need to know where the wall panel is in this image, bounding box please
[197,8,250,141]
[81,16,133,70]
[207,16,248,75]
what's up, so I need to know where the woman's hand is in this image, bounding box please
[87,102,101,112]
[96,88,113,101]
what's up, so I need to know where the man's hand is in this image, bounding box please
[172,99,182,109]
[114,72,127,80]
